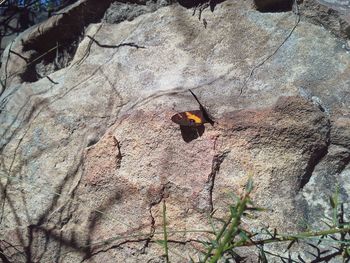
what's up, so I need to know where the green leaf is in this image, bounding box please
[246,176,254,193]
[238,230,250,243]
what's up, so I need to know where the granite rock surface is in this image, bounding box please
[0,0,350,261]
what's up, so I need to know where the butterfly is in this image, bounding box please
[171,89,214,127]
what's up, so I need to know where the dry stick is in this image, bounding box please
[259,249,300,263]
[85,229,213,249]
[239,1,300,95]
[76,20,145,67]
[34,71,59,84]
[79,233,199,263]
[54,41,59,68]
[45,75,59,84]
[9,50,28,62]
[162,200,169,263]
[73,22,104,67]
[86,35,145,49]
[1,41,14,95]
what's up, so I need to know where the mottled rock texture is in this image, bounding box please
[103,0,172,24]
[300,0,350,39]
[0,0,350,262]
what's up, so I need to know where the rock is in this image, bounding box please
[0,0,113,89]
[103,0,172,24]
[0,0,175,94]
[215,96,329,228]
[331,117,350,149]
[0,0,350,261]
[300,0,350,39]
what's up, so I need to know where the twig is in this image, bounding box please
[1,41,14,96]
[9,50,28,62]
[73,23,104,66]
[162,200,169,263]
[45,75,58,85]
[86,35,145,49]
[192,2,209,21]
[35,72,59,84]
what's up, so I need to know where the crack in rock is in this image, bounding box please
[82,182,171,262]
[206,150,230,212]
[80,237,152,263]
[143,183,170,254]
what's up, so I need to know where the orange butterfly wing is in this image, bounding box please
[171,110,205,127]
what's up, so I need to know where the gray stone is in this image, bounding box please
[0,0,350,262]
[301,0,350,39]
[104,0,172,24]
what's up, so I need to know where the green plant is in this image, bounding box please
[201,177,255,263]
[157,179,350,262]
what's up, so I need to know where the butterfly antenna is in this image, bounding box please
[189,89,215,126]
[189,89,203,106]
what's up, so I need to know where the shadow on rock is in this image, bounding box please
[180,125,205,142]
[178,0,226,11]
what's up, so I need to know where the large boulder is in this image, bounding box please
[0,0,349,261]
